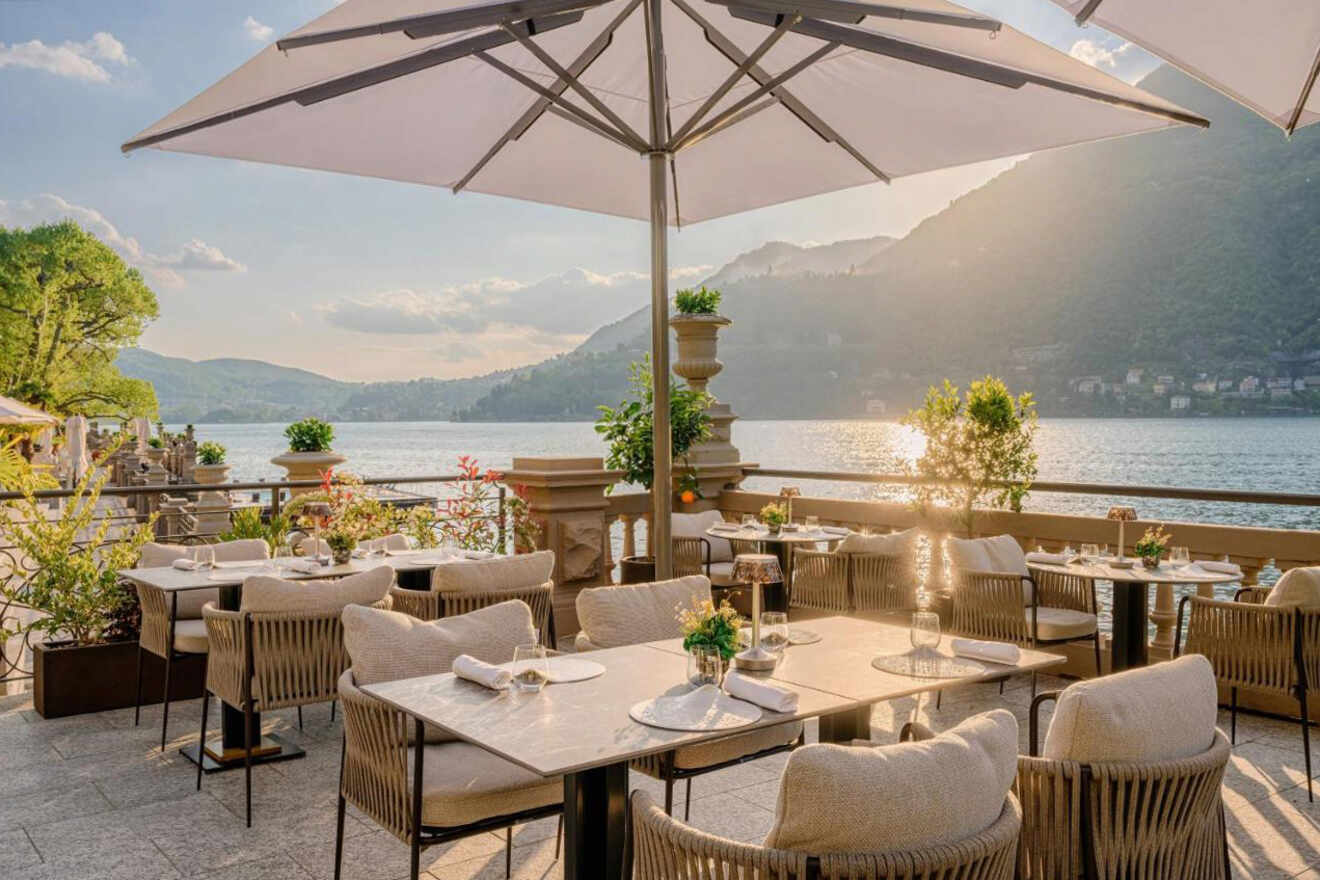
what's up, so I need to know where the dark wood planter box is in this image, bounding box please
[33,639,206,719]
[619,555,656,584]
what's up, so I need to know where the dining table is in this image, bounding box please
[1026,558,1241,672]
[118,550,482,771]
[362,615,1065,880]
[705,523,844,606]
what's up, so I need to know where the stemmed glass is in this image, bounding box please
[193,544,215,571]
[271,542,293,571]
[1170,546,1190,567]
[740,514,757,532]
[760,612,789,655]
[910,610,941,675]
[1081,543,1099,564]
[804,515,819,533]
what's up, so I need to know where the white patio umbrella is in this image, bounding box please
[62,414,92,484]
[122,0,1205,579]
[0,395,58,428]
[1050,0,1320,134]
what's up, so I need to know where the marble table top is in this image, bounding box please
[118,551,471,592]
[1027,559,1242,585]
[706,525,843,544]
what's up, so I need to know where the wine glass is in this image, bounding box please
[741,514,756,531]
[804,515,819,533]
[193,544,215,571]
[1081,543,1099,563]
[1170,546,1190,567]
[760,612,789,655]
[511,644,549,693]
[910,611,941,675]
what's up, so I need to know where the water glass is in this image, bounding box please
[1170,546,1190,567]
[193,545,215,571]
[910,611,941,674]
[1081,543,1099,563]
[741,514,757,530]
[511,643,549,693]
[368,537,386,558]
[760,612,789,655]
[804,515,819,532]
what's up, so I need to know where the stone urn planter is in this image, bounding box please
[669,313,731,393]
[270,450,346,496]
[193,462,230,487]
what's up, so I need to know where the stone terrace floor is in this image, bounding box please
[2,672,1320,879]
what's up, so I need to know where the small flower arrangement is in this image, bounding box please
[1134,524,1170,567]
[677,596,744,660]
[760,502,788,531]
[323,526,359,564]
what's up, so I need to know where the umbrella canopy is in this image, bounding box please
[123,0,1206,576]
[1050,0,1320,134]
[0,396,59,428]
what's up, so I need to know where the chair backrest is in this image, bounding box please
[672,510,732,562]
[430,550,554,594]
[241,565,395,615]
[1042,654,1218,763]
[1264,566,1320,609]
[297,536,331,557]
[576,576,711,649]
[138,540,270,618]
[946,534,1028,576]
[836,527,918,557]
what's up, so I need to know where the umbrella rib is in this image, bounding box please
[668,11,801,146]
[474,51,648,150]
[275,0,610,50]
[672,41,838,152]
[453,0,643,194]
[674,96,781,152]
[500,23,650,148]
[544,105,642,150]
[671,0,891,182]
[1073,0,1104,26]
[704,0,1001,32]
[1285,42,1320,135]
[121,14,587,153]
[729,8,1211,128]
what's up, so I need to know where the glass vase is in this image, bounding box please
[686,644,726,687]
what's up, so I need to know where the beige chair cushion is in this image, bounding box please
[415,740,561,827]
[1043,654,1218,763]
[837,527,918,556]
[1028,606,1098,641]
[948,534,1031,602]
[576,576,711,649]
[241,565,394,614]
[765,709,1018,853]
[172,618,210,654]
[1265,567,1320,609]
[431,550,555,594]
[673,510,733,563]
[138,540,269,618]
[343,600,537,686]
[673,721,802,770]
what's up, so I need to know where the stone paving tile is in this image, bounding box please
[0,780,115,832]
[292,826,506,880]
[23,808,184,880]
[0,827,41,871]
[189,852,317,880]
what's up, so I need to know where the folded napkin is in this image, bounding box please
[723,670,799,713]
[951,638,1021,665]
[653,684,725,726]
[1025,551,1075,565]
[171,558,200,571]
[710,524,740,533]
[820,526,851,536]
[453,654,512,690]
[1184,560,1242,576]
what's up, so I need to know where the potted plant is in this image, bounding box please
[271,417,346,495]
[1134,524,1170,569]
[324,524,359,565]
[596,357,712,583]
[0,451,200,718]
[759,502,788,535]
[670,286,730,396]
[193,440,229,484]
[677,596,743,685]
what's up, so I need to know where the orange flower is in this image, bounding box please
[680,490,696,504]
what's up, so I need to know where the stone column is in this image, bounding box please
[502,457,621,645]
[670,313,754,506]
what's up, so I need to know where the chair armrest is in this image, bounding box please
[899,721,936,742]
[1029,691,1061,757]
[574,632,599,652]
[202,604,249,706]
[1235,586,1271,604]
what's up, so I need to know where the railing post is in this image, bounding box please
[621,514,637,560]
[497,485,507,554]
[1149,583,1177,661]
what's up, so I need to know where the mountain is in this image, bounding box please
[116,349,510,423]
[457,65,1320,421]
[703,236,896,286]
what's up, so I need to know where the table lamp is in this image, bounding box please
[731,553,783,672]
[778,486,801,525]
[1107,506,1138,562]
[302,501,333,565]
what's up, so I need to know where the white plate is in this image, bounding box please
[788,628,822,646]
[542,657,606,684]
[629,688,762,732]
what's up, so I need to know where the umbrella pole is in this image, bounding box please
[648,150,673,579]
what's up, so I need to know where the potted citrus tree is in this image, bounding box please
[271,417,345,496]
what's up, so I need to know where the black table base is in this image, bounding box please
[564,762,629,880]
[1109,580,1151,672]
[180,733,305,773]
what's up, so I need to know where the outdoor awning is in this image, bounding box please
[0,396,59,427]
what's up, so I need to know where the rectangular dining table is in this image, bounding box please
[118,551,472,770]
[361,615,1065,880]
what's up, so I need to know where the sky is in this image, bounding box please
[0,0,1159,383]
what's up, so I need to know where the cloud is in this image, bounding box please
[0,32,132,82]
[243,17,274,42]
[1068,39,1133,70]
[0,194,246,287]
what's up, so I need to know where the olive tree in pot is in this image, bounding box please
[595,357,711,583]
[270,417,345,497]
[0,447,187,718]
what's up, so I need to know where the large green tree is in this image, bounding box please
[0,221,159,418]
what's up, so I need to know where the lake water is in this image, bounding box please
[177,417,1320,532]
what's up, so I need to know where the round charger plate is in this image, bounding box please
[871,652,985,679]
[788,628,822,645]
[542,657,606,684]
[629,689,763,732]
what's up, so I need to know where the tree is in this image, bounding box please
[595,356,711,491]
[902,376,1038,534]
[0,221,159,418]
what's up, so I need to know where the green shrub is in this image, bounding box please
[147,437,163,449]
[196,441,226,465]
[284,417,334,453]
[674,285,721,315]
[595,357,711,491]
[220,506,290,554]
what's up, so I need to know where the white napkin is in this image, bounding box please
[723,670,799,713]
[461,550,495,560]
[654,685,725,726]
[171,558,200,571]
[710,524,740,533]
[951,638,1021,665]
[213,560,266,570]
[452,654,512,690]
[1026,551,1073,565]
[1184,560,1242,576]
[820,526,851,536]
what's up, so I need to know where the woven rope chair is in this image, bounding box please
[1176,593,1314,800]
[388,580,556,645]
[790,549,851,614]
[198,596,391,826]
[1011,694,1231,880]
[790,551,916,616]
[630,788,1021,880]
[673,536,709,579]
[336,671,562,880]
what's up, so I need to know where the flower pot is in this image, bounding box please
[669,313,731,394]
[619,555,656,585]
[33,639,205,719]
[270,450,346,496]
[1140,556,1161,570]
[192,462,230,485]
